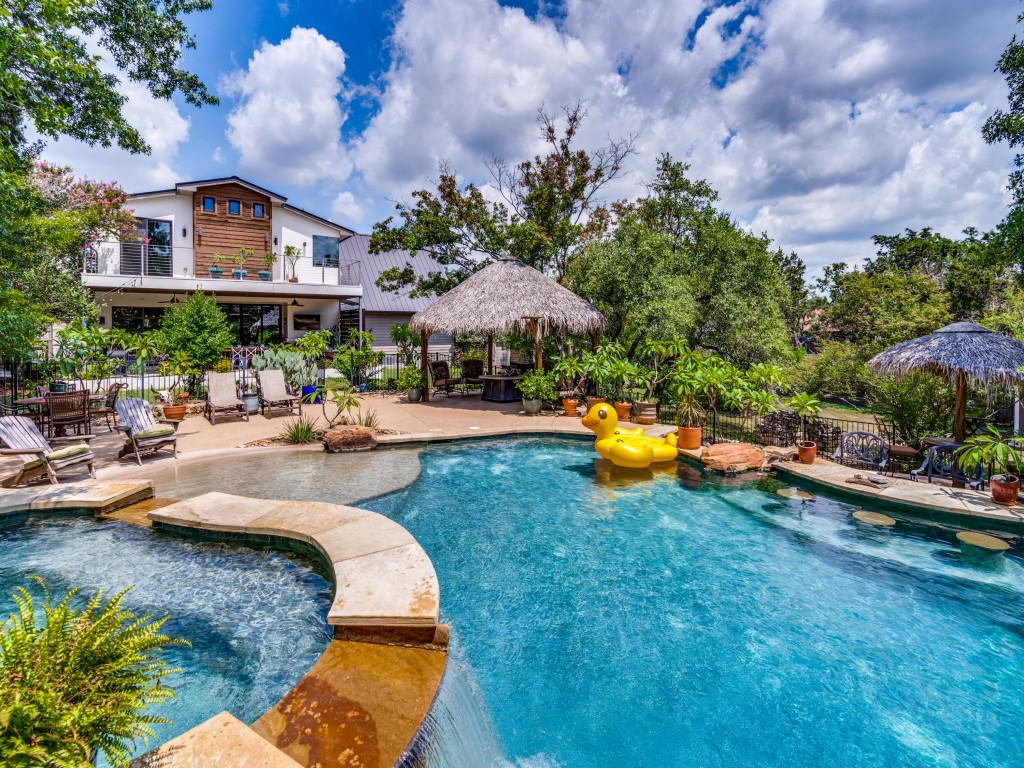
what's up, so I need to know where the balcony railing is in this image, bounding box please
[119,242,173,277]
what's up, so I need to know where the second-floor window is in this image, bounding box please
[202,196,215,212]
[228,200,241,216]
[252,203,265,218]
[311,235,339,268]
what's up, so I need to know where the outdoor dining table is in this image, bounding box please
[481,375,523,403]
[14,393,105,437]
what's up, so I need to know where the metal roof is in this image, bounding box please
[339,235,444,313]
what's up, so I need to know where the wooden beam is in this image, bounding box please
[420,330,429,402]
[487,334,493,375]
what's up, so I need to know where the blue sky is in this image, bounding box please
[41,0,1017,274]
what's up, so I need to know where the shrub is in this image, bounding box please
[280,415,321,444]
[211,358,232,373]
[869,371,954,449]
[518,370,557,401]
[397,366,426,390]
[158,291,233,373]
[786,341,876,402]
[0,578,186,766]
[354,409,381,429]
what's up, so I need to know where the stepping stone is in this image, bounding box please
[776,487,814,500]
[956,531,1010,551]
[852,510,896,527]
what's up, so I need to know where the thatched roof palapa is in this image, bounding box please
[409,258,607,337]
[867,322,1024,387]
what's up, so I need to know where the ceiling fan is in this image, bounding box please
[290,298,304,307]
[158,293,181,304]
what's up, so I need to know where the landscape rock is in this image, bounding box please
[323,426,378,453]
[700,443,765,473]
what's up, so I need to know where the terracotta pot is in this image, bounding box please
[677,425,702,450]
[635,401,657,425]
[991,475,1020,506]
[162,404,186,420]
[796,440,817,464]
[586,397,605,410]
[288,277,299,283]
[614,401,632,421]
[562,398,580,417]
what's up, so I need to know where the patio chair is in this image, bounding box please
[204,371,249,425]
[45,390,91,437]
[911,444,985,490]
[90,382,125,432]
[429,360,464,397]
[830,430,888,472]
[462,359,485,392]
[0,415,94,487]
[115,397,179,465]
[257,369,301,418]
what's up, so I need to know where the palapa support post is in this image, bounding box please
[954,370,967,444]
[420,329,430,402]
[487,334,494,375]
[527,318,542,371]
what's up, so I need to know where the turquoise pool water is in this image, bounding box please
[363,437,1024,768]
[0,516,332,764]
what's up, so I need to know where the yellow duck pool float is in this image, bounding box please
[581,402,679,468]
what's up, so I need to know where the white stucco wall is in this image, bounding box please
[273,207,351,285]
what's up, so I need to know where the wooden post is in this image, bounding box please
[527,318,542,371]
[487,334,493,375]
[420,329,429,402]
[953,370,967,488]
[589,332,598,352]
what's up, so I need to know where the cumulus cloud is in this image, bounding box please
[224,27,351,186]
[331,190,369,230]
[348,0,1014,273]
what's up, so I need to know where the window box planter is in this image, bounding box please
[208,267,223,279]
[232,269,247,280]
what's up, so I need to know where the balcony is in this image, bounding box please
[83,242,362,299]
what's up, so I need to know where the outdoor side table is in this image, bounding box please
[481,375,523,403]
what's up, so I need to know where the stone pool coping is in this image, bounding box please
[0,479,154,518]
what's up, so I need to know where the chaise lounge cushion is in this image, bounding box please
[24,443,91,470]
[135,424,177,440]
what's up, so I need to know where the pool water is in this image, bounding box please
[0,516,332,764]
[362,437,1024,768]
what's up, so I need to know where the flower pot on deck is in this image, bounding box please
[613,401,632,422]
[991,474,1020,506]
[208,267,223,279]
[242,393,259,414]
[407,387,422,403]
[162,404,186,420]
[635,401,657,425]
[523,398,542,415]
[232,269,247,280]
[562,397,580,417]
[796,440,817,464]
[586,397,605,410]
[677,425,702,451]
[258,270,272,282]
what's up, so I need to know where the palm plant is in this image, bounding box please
[787,391,823,442]
[0,578,186,767]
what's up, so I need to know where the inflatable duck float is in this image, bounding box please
[581,402,679,468]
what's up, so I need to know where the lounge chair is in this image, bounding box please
[257,369,301,418]
[0,415,94,486]
[204,371,249,425]
[115,397,179,465]
[429,360,463,397]
[830,430,888,472]
[911,445,985,490]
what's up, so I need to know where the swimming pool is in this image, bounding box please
[0,515,332,764]
[359,437,1024,768]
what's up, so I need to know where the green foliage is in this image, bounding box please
[353,409,381,429]
[280,415,321,444]
[397,366,426,390]
[787,342,877,402]
[983,11,1024,206]
[233,247,254,269]
[0,290,44,362]
[293,329,332,360]
[389,323,417,365]
[251,348,316,390]
[282,245,302,279]
[786,392,823,419]
[869,371,955,448]
[0,0,217,168]
[333,330,383,384]
[320,385,363,428]
[958,425,1022,479]
[210,358,233,374]
[157,292,233,373]
[518,369,557,401]
[0,578,186,767]
[550,355,588,396]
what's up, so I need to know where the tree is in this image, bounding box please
[158,291,233,375]
[369,102,635,295]
[0,0,217,168]
[0,290,44,362]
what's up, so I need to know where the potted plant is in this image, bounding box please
[670,370,705,450]
[163,391,189,420]
[551,355,586,416]
[958,426,1022,505]
[787,392,824,463]
[241,381,260,413]
[397,366,426,402]
[283,244,302,282]
[259,251,277,282]
[209,252,226,279]
[232,246,253,280]
[518,369,556,416]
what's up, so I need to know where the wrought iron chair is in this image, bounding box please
[830,430,888,472]
[45,390,91,438]
[911,445,985,490]
[462,359,485,392]
[428,360,464,397]
[90,382,125,432]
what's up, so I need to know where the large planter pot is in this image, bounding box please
[232,269,247,280]
[289,277,299,283]
[635,401,657,425]
[407,387,422,403]
[991,474,1020,506]
[677,425,702,450]
[613,401,632,421]
[796,440,817,464]
[162,404,187,420]
[301,384,322,404]
[242,393,259,414]
[258,270,272,282]
[562,397,580,417]
[586,397,605,411]
[49,380,69,393]
[208,267,223,279]
[523,398,542,415]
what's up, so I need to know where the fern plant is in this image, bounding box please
[280,414,321,444]
[0,578,187,767]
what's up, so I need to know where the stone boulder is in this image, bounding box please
[700,442,765,474]
[323,426,378,453]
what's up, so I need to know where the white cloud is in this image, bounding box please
[348,0,1014,275]
[212,146,224,163]
[278,1,289,16]
[223,27,351,186]
[331,190,369,230]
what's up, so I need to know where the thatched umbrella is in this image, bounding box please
[868,321,1024,444]
[409,258,607,396]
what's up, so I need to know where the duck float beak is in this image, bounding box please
[581,413,598,428]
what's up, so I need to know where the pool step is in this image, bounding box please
[100,497,177,528]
